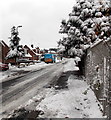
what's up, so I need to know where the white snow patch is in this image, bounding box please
[36,74,103,118]
[63,58,79,72]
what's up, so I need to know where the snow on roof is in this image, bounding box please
[35,53,42,56]
[31,50,37,55]
[0,40,6,47]
[24,45,37,55]
[31,50,42,56]
[90,39,103,48]
[24,53,32,57]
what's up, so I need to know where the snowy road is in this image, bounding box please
[0,59,103,119]
[0,61,65,118]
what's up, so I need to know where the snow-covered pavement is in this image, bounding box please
[35,59,103,118]
[36,75,103,118]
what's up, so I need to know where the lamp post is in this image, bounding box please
[17,25,22,29]
[16,25,22,34]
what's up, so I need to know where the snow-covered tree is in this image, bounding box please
[6,26,24,60]
[58,0,111,57]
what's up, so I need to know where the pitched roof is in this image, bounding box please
[24,45,36,55]
[0,40,9,47]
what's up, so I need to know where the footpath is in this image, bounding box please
[35,58,103,118]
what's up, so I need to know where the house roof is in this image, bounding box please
[24,45,36,55]
[34,52,42,56]
[24,45,42,56]
[0,40,9,47]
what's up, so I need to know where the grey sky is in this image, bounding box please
[0,0,76,49]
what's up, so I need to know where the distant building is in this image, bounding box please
[24,45,41,61]
[0,40,46,64]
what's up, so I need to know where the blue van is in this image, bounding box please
[44,54,56,63]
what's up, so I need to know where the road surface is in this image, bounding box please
[0,61,66,119]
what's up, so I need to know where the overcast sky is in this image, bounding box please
[0,0,76,49]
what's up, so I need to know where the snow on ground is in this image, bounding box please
[35,76,103,118]
[33,58,103,118]
[0,58,63,83]
[63,58,79,72]
[4,58,103,118]
[0,62,52,83]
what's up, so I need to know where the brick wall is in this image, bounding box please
[0,41,16,64]
[85,40,111,116]
[24,45,39,60]
[2,43,9,63]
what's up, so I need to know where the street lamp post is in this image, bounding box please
[16,26,22,34]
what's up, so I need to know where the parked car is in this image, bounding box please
[0,62,9,71]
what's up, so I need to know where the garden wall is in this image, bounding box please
[85,40,111,117]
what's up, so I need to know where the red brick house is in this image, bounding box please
[24,45,40,61]
[0,41,41,64]
[32,47,40,54]
[0,40,17,64]
[0,40,9,63]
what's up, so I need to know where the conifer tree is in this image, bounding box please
[6,26,24,60]
[58,0,111,57]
